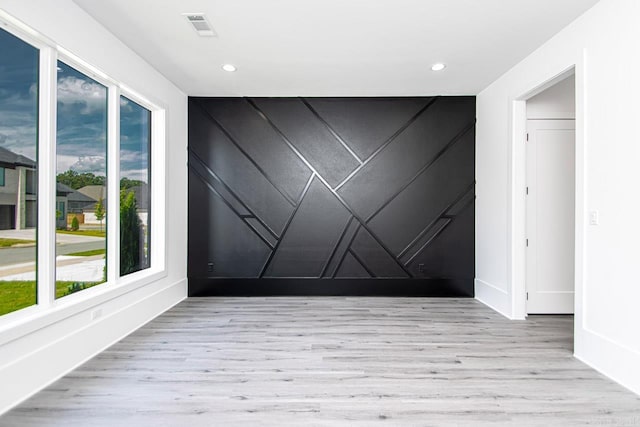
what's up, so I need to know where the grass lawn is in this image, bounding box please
[0,280,104,316]
[0,238,35,248]
[67,249,106,257]
[57,229,106,238]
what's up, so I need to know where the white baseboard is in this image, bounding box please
[474,278,513,319]
[575,327,640,396]
[0,278,187,415]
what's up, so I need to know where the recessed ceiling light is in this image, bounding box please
[431,63,446,72]
[222,64,237,72]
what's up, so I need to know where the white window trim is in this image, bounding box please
[0,12,168,344]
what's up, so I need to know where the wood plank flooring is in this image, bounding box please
[2,298,640,426]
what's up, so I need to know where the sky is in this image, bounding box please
[0,28,150,183]
[0,28,38,163]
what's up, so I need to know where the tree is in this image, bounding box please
[56,170,105,189]
[120,177,145,190]
[94,197,105,232]
[120,190,141,276]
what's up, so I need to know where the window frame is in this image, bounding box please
[0,14,168,338]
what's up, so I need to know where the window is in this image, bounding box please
[0,28,39,316]
[55,61,108,298]
[0,19,162,320]
[120,96,151,276]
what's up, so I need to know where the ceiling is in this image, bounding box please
[73,0,599,96]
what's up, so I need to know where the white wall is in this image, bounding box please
[476,0,640,395]
[0,0,187,413]
[527,75,575,119]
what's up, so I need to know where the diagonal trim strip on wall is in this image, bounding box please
[191,99,298,207]
[299,98,364,165]
[246,98,414,278]
[364,120,476,223]
[403,195,475,267]
[331,223,362,279]
[190,167,275,250]
[332,97,439,191]
[320,216,355,277]
[189,151,280,240]
[348,248,376,278]
[258,173,316,278]
[397,183,476,260]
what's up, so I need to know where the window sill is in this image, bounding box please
[0,267,168,347]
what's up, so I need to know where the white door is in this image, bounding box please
[526,119,575,314]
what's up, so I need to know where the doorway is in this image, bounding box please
[525,75,576,314]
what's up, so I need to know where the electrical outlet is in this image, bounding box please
[418,263,425,273]
[207,262,214,273]
[589,210,599,225]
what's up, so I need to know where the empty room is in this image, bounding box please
[0,0,639,425]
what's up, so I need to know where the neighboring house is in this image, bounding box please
[55,182,75,229]
[77,185,106,203]
[80,184,149,227]
[67,188,97,214]
[0,146,36,230]
[78,185,106,225]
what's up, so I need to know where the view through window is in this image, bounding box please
[120,96,151,276]
[0,25,157,318]
[55,61,108,299]
[0,28,39,316]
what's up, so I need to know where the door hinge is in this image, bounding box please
[526,238,529,247]
[526,133,529,142]
[526,292,529,300]
[526,186,529,195]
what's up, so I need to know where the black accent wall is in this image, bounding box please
[188,97,475,296]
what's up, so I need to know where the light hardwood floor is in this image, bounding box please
[2,298,640,426]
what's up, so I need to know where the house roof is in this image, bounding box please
[56,182,76,196]
[77,185,107,201]
[0,146,36,168]
[67,189,97,203]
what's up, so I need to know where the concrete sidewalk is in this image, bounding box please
[0,255,105,282]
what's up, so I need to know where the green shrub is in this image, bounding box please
[120,190,141,275]
[65,282,87,296]
[71,216,79,231]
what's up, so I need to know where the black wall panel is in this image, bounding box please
[188,96,476,296]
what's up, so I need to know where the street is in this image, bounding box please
[0,229,105,266]
[0,240,105,266]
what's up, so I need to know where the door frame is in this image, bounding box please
[509,60,586,326]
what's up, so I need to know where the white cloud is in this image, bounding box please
[56,155,80,173]
[119,149,147,163]
[120,97,131,110]
[120,168,149,182]
[0,126,37,161]
[57,76,107,114]
[56,155,106,175]
[72,156,106,174]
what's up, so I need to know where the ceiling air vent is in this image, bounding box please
[183,13,217,37]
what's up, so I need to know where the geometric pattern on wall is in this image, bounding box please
[188,96,475,290]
